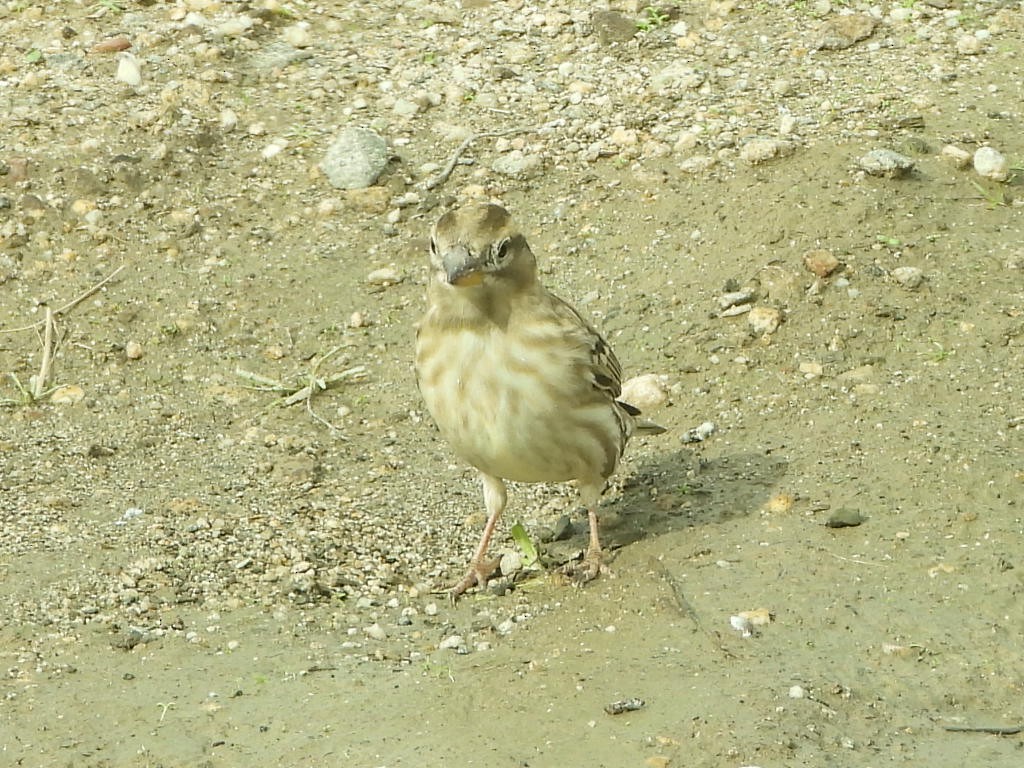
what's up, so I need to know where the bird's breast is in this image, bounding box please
[415,320,623,484]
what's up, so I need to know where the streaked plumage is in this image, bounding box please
[415,203,664,598]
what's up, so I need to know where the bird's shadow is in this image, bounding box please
[540,445,789,565]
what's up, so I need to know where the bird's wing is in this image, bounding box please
[549,294,624,402]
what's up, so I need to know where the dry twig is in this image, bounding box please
[423,126,539,191]
[236,345,367,433]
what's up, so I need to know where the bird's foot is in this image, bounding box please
[561,547,612,585]
[448,556,500,602]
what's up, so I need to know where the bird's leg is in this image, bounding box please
[450,473,507,600]
[563,483,611,584]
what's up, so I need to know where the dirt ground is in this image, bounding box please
[2,1,1023,766]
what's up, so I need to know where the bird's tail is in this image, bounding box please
[635,419,667,436]
[618,400,667,436]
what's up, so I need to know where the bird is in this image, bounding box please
[414,202,664,599]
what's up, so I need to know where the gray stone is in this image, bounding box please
[592,11,636,44]
[322,127,390,190]
[857,149,915,179]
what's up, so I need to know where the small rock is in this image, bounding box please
[609,126,638,147]
[891,265,924,289]
[803,249,841,278]
[679,421,716,444]
[282,23,311,48]
[858,149,915,179]
[392,98,420,118]
[621,374,669,411]
[815,14,877,50]
[748,306,783,335]
[591,10,636,44]
[366,267,401,286]
[651,61,706,94]
[363,623,387,640]
[799,361,823,378]
[499,550,523,577]
[956,34,982,55]
[678,155,716,174]
[826,508,866,528]
[115,52,142,87]
[344,186,390,214]
[125,341,144,360]
[973,146,1009,182]
[91,36,131,53]
[50,384,85,405]
[941,144,972,169]
[491,152,542,179]
[718,290,755,310]
[438,634,464,650]
[220,108,238,131]
[739,138,791,164]
[322,128,389,190]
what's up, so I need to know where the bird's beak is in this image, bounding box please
[442,245,485,287]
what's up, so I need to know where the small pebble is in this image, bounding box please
[620,374,669,411]
[438,634,464,650]
[748,306,782,335]
[803,249,841,278]
[322,127,390,190]
[125,341,144,360]
[858,149,914,178]
[941,145,971,168]
[891,266,924,290]
[115,52,142,87]
[739,138,791,164]
[826,508,866,528]
[680,421,716,444]
[973,146,1009,182]
[367,267,401,285]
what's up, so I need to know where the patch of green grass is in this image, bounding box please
[969,179,1008,208]
[924,341,955,363]
[509,523,539,569]
[636,6,670,31]
[91,0,124,13]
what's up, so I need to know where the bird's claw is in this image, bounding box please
[561,548,612,585]
[448,556,500,602]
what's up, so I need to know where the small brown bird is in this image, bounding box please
[415,203,664,599]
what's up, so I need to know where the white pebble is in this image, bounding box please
[363,623,387,641]
[261,139,288,160]
[892,266,924,290]
[115,53,142,87]
[439,634,464,650]
[789,685,806,699]
[620,373,669,410]
[366,267,401,285]
[748,306,782,335]
[973,146,1009,182]
[283,22,311,48]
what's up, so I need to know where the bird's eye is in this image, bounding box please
[491,237,511,264]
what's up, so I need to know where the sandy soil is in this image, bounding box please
[2,1,1023,766]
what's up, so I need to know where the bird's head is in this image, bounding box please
[429,203,536,290]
